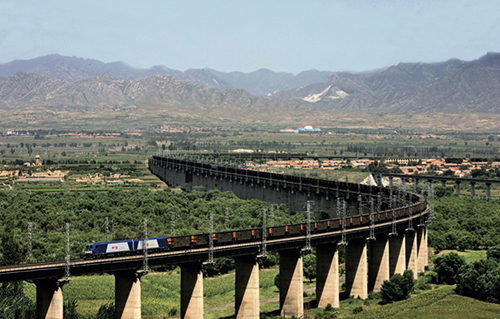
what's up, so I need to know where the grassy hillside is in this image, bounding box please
[338,285,500,319]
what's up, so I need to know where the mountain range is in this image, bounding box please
[272,52,500,113]
[1,53,500,114]
[0,54,332,96]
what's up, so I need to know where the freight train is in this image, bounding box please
[83,198,426,259]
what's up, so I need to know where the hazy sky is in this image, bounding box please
[1,0,499,73]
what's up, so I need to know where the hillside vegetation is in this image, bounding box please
[429,196,500,251]
[0,189,298,262]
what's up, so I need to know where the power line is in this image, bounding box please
[142,218,149,274]
[208,211,214,264]
[65,223,71,281]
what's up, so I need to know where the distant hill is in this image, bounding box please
[2,53,500,114]
[0,55,332,95]
[208,68,334,95]
[271,52,500,113]
[0,72,281,110]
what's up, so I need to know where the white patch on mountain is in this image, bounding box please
[327,90,349,100]
[303,85,332,103]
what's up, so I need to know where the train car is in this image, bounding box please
[168,235,192,249]
[132,237,169,253]
[214,230,234,245]
[192,233,210,246]
[84,239,134,259]
[314,220,330,232]
[235,228,262,242]
[287,223,304,236]
[269,225,287,238]
[359,214,371,226]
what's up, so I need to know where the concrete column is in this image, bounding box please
[114,270,143,319]
[345,238,368,299]
[368,235,390,292]
[441,180,446,188]
[235,256,260,319]
[279,249,303,317]
[405,231,418,279]
[181,262,204,319]
[389,176,394,188]
[389,233,406,277]
[470,182,476,197]
[455,181,461,196]
[414,178,419,188]
[417,226,428,273]
[316,243,339,308]
[35,278,66,319]
[486,183,491,199]
[427,180,433,196]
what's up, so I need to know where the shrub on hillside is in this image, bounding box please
[434,252,465,285]
[456,251,500,304]
[487,245,500,262]
[456,259,500,303]
[380,270,414,304]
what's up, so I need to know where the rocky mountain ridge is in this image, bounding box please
[1,53,500,114]
[271,52,500,113]
[0,54,332,95]
[0,72,284,110]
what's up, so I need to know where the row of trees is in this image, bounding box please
[0,188,300,262]
[428,196,500,251]
[431,248,500,305]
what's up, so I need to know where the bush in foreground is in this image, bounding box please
[456,249,500,304]
[434,252,465,284]
[380,270,414,304]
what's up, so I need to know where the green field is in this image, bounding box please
[23,268,316,318]
[21,269,500,319]
[334,285,500,319]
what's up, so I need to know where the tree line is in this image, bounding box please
[0,188,300,262]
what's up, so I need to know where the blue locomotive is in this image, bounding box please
[84,237,169,259]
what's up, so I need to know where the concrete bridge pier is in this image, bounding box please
[368,235,390,292]
[316,243,340,308]
[417,226,428,272]
[389,176,394,188]
[279,249,304,317]
[455,181,461,196]
[486,183,491,199]
[345,238,368,299]
[235,255,260,319]
[427,179,433,196]
[414,178,420,188]
[35,278,67,319]
[470,182,476,197]
[441,180,447,188]
[181,262,204,319]
[405,230,418,279]
[389,233,406,277]
[114,270,144,319]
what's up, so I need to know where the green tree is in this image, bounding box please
[456,259,500,303]
[0,231,25,265]
[487,245,500,262]
[95,303,115,319]
[380,270,414,304]
[434,252,465,285]
[64,299,80,319]
[303,252,316,282]
[0,232,35,318]
[274,273,280,290]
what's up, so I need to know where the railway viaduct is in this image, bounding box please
[377,172,500,198]
[0,154,430,319]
